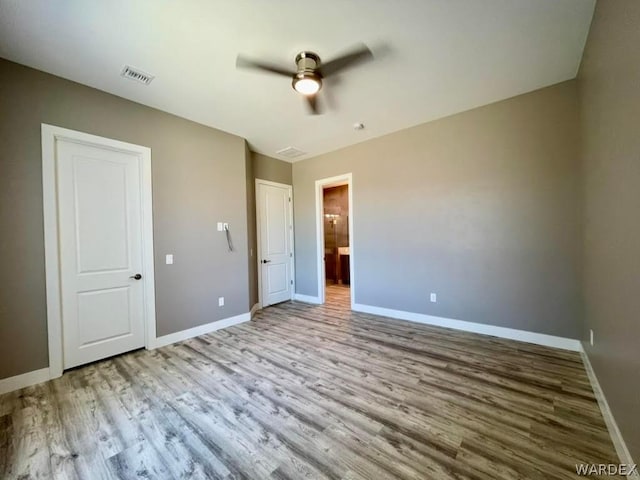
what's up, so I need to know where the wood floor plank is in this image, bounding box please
[111,355,235,479]
[0,285,619,479]
[107,438,172,480]
[3,393,53,479]
[0,414,11,477]
[39,382,80,480]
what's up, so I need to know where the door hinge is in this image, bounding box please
[289,197,291,202]
[290,253,293,257]
[291,280,293,285]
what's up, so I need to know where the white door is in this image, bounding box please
[257,181,293,306]
[56,139,146,369]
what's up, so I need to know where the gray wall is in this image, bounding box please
[293,81,582,339]
[578,0,640,461]
[253,152,293,185]
[245,143,258,309]
[0,58,250,379]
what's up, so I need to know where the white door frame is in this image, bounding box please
[315,173,354,308]
[255,178,295,308]
[42,124,157,379]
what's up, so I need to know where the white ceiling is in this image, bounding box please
[0,0,595,162]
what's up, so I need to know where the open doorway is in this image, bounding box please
[315,174,354,309]
[323,185,350,305]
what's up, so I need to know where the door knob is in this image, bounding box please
[129,273,142,280]
[262,259,271,264]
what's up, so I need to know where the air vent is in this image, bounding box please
[276,146,306,159]
[121,65,155,85]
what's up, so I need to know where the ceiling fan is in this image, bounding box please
[236,43,374,114]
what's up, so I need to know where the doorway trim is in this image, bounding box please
[255,178,295,308]
[42,124,157,379]
[315,173,354,308]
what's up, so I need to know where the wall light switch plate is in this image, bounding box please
[165,254,173,265]
[430,293,437,303]
[217,222,223,232]
[218,297,224,307]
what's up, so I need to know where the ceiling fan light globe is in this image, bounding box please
[292,76,321,95]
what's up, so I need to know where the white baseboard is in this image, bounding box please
[293,293,322,304]
[581,348,638,475]
[352,303,582,351]
[0,367,52,395]
[150,312,250,349]
[250,303,261,318]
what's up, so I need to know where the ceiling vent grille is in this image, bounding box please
[121,65,155,85]
[276,146,306,159]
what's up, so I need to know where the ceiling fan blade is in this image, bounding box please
[236,55,294,77]
[304,94,321,115]
[318,43,374,77]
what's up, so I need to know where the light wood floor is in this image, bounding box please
[1,285,618,479]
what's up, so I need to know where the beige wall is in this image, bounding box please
[578,0,640,461]
[293,81,582,338]
[0,59,250,379]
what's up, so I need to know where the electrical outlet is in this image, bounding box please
[430,293,437,303]
[165,254,173,265]
[218,297,224,307]
[590,329,594,347]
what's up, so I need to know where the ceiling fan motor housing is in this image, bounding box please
[292,51,322,94]
[295,51,321,72]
